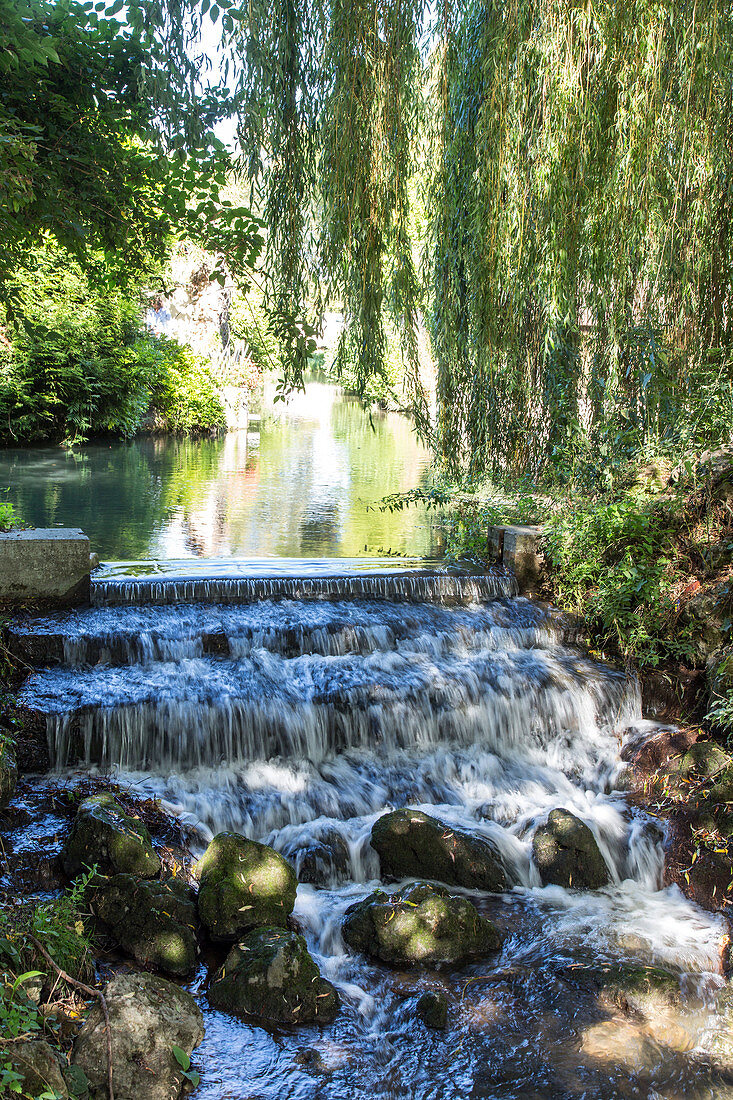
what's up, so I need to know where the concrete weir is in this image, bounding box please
[0,528,91,607]
[487,524,544,590]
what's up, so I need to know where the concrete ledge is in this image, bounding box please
[0,528,91,607]
[487,524,544,591]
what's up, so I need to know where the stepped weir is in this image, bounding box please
[12,565,733,1099]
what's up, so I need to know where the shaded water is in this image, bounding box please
[0,383,438,561]
[16,573,733,1099]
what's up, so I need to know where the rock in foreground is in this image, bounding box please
[92,873,198,977]
[0,739,17,811]
[73,970,204,1100]
[371,809,507,892]
[532,808,610,889]
[11,1040,69,1099]
[209,927,339,1024]
[196,831,297,940]
[416,990,448,1028]
[61,793,161,879]
[342,881,502,966]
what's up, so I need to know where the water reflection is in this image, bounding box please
[0,383,440,562]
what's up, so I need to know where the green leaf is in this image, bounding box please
[172,1046,191,1072]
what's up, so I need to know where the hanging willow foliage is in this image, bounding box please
[426,0,733,477]
[231,0,431,425]
[151,0,733,476]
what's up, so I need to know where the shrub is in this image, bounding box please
[0,245,226,443]
[152,339,226,434]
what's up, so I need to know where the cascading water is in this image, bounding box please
[15,571,733,1098]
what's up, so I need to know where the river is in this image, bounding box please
[6,383,733,1099]
[0,382,439,565]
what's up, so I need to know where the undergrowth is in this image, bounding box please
[0,876,95,1097]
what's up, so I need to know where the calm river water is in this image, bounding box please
[0,382,439,563]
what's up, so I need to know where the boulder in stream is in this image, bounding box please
[416,989,448,1029]
[209,927,339,1024]
[61,793,161,880]
[532,808,610,889]
[370,809,507,892]
[92,873,198,977]
[284,827,351,886]
[196,831,297,940]
[73,970,204,1100]
[342,881,502,966]
[0,739,17,811]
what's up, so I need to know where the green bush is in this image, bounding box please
[543,493,696,665]
[0,504,20,531]
[0,245,225,443]
[153,340,226,434]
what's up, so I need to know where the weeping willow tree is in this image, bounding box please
[222,0,733,478]
[427,0,733,477]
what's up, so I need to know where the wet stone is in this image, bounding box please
[532,808,610,889]
[92,873,198,977]
[209,927,339,1025]
[196,831,297,940]
[61,792,161,880]
[416,989,448,1029]
[284,827,351,886]
[342,881,503,967]
[73,970,204,1100]
[370,808,507,892]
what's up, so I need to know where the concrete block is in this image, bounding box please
[487,524,544,591]
[0,528,91,607]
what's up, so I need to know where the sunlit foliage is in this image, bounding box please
[223,0,733,476]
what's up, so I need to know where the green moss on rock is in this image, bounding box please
[370,809,507,892]
[196,831,297,940]
[61,794,161,879]
[92,873,198,977]
[532,808,609,889]
[342,881,503,967]
[209,927,339,1024]
[416,990,448,1028]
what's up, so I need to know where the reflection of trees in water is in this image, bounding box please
[0,388,440,559]
[298,505,341,556]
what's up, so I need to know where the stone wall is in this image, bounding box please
[0,529,91,607]
[487,524,544,591]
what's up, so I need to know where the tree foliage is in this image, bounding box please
[226,0,733,476]
[0,0,264,299]
[0,245,225,444]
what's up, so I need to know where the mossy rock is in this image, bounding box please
[679,741,733,780]
[569,962,680,1018]
[0,740,17,811]
[73,970,204,1100]
[370,809,507,892]
[61,794,161,879]
[342,881,503,967]
[11,1040,69,1099]
[196,832,297,940]
[532,808,609,889]
[92,873,198,977]
[209,927,339,1024]
[678,742,733,813]
[680,595,726,664]
[416,990,448,1029]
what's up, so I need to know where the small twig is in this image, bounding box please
[26,934,114,1100]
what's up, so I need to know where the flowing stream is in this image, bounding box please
[13,569,733,1099]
